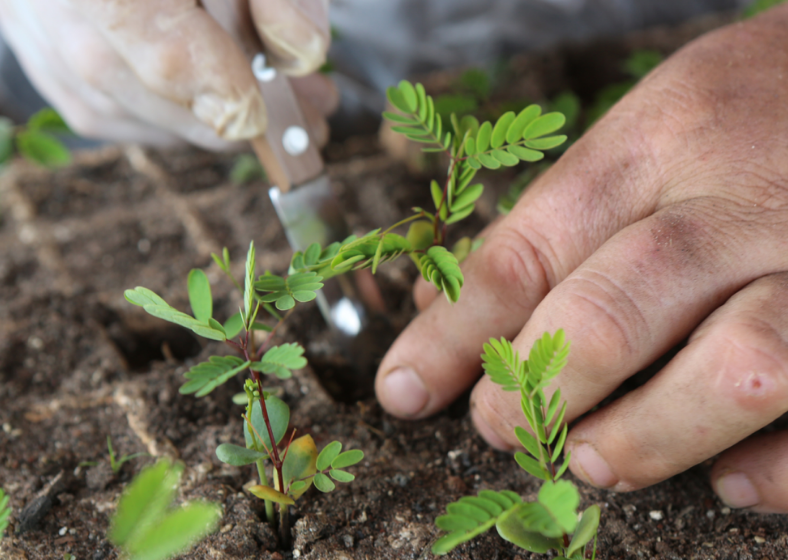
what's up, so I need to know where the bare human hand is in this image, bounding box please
[0,0,337,149]
[377,7,788,513]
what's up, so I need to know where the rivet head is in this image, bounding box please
[283,126,309,155]
[252,53,276,82]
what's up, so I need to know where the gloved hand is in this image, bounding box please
[0,0,337,149]
[377,5,788,513]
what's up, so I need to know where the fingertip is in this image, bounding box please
[470,403,514,451]
[291,74,339,117]
[375,365,429,419]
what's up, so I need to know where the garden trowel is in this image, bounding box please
[248,54,368,338]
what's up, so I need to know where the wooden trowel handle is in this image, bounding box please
[201,0,324,192]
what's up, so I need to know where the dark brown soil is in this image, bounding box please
[2,13,787,560]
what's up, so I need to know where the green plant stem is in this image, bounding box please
[433,158,458,244]
[255,458,276,526]
[279,505,290,547]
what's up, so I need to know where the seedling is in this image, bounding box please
[0,107,72,168]
[108,459,222,560]
[433,331,600,558]
[0,487,10,541]
[107,435,149,474]
[124,80,565,547]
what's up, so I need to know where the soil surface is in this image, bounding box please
[2,12,788,560]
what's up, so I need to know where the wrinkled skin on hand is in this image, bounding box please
[0,0,337,149]
[377,7,788,514]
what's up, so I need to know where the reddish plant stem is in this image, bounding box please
[433,158,458,244]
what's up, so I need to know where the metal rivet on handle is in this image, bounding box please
[252,53,276,82]
[282,126,309,155]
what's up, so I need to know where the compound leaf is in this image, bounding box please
[528,329,570,388]
[179,356,249,397]
[481,337,525,391]
[255,272,323,311]
[251,343,307,380]
[187,269,212,323]
[417,246,464,303]
[432,490,522,555]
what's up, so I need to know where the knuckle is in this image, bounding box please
[477,227,551,313]
[709,317,788,411]
[558,271,646,368]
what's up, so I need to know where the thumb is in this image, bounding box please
[250,0,330,76]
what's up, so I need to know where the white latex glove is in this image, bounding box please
[0,0,337,150]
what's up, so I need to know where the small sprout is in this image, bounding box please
[106,435,149,474]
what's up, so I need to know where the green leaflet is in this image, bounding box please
[432,490,522,555]
[16,129,70,167]
[522,113,566,141]
[0,488,10,539]
[27,107,71,134]
[496,504,563,553]
[179,356,250,397]
[329,469,355,483]
[108,460,222,560]
[244,396,290,451]
[507,105,542,144]
[313,473,335,493]
[250,343,307,379]
[514,481,580,539]
[255,271,324,311]
[566,505,601,558]
[316,441,342,471]
[331,449,364,469]
[417,246,464,303]
[187,269,212,323]
[491,111,516,148]
[280,435,317,499]
[216,443,268,466]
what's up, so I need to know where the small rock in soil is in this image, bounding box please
[341,533,354,548]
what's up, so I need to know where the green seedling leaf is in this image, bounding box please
[230,153,267,184]
[450,184,483,213]
[432,490,522,555]
[251,342,307,379]
[331,449,364,469]
[187,269,213,323]
[313,473,335,493]
[551,424,569,463]
[0,487,10,539]
[16,130,70,167]
[280,434,317,499]
[216,443,268,466]
[124,287,169,308]
[417,246,464,303]
[496,503,563,553]
[476,152,501,169]
[0,117,14,165]
[109,459,221,560]
[445,204,475,225]
[27,107,71,134]
[491,149,520,167]
[179,356,250,397]
[382,111,419,124]
[481,337,525,392]
[528,329,570,387]
[224,312,244,339]
[506,105,541,144]
[248,485,294,506]
[475,121,492,153]
[514,426,541,459]
[566,505,601,558]
[507,145,544,162]
[329,469,355,483]
[522,112,566,140]
[255,271,324,311]
[243,242,256,323]
[555,452,572,480]
[514,452,550,481]
[331,232,412,273]
[398,80,418,112]
[524,135,567,151]
[451,237,472,263]
[144,304,226,341]
[491,111,516,148]
[387,85,411,114]
[430,180,443,211]
[548,402,568,445]
[244,396,290,451]
[316,441,342,471]
[526,480,580,538]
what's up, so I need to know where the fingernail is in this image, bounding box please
[572,443,618,488]
[381,367,428,417]
[715,472,760,509]
[193,88,267,140]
